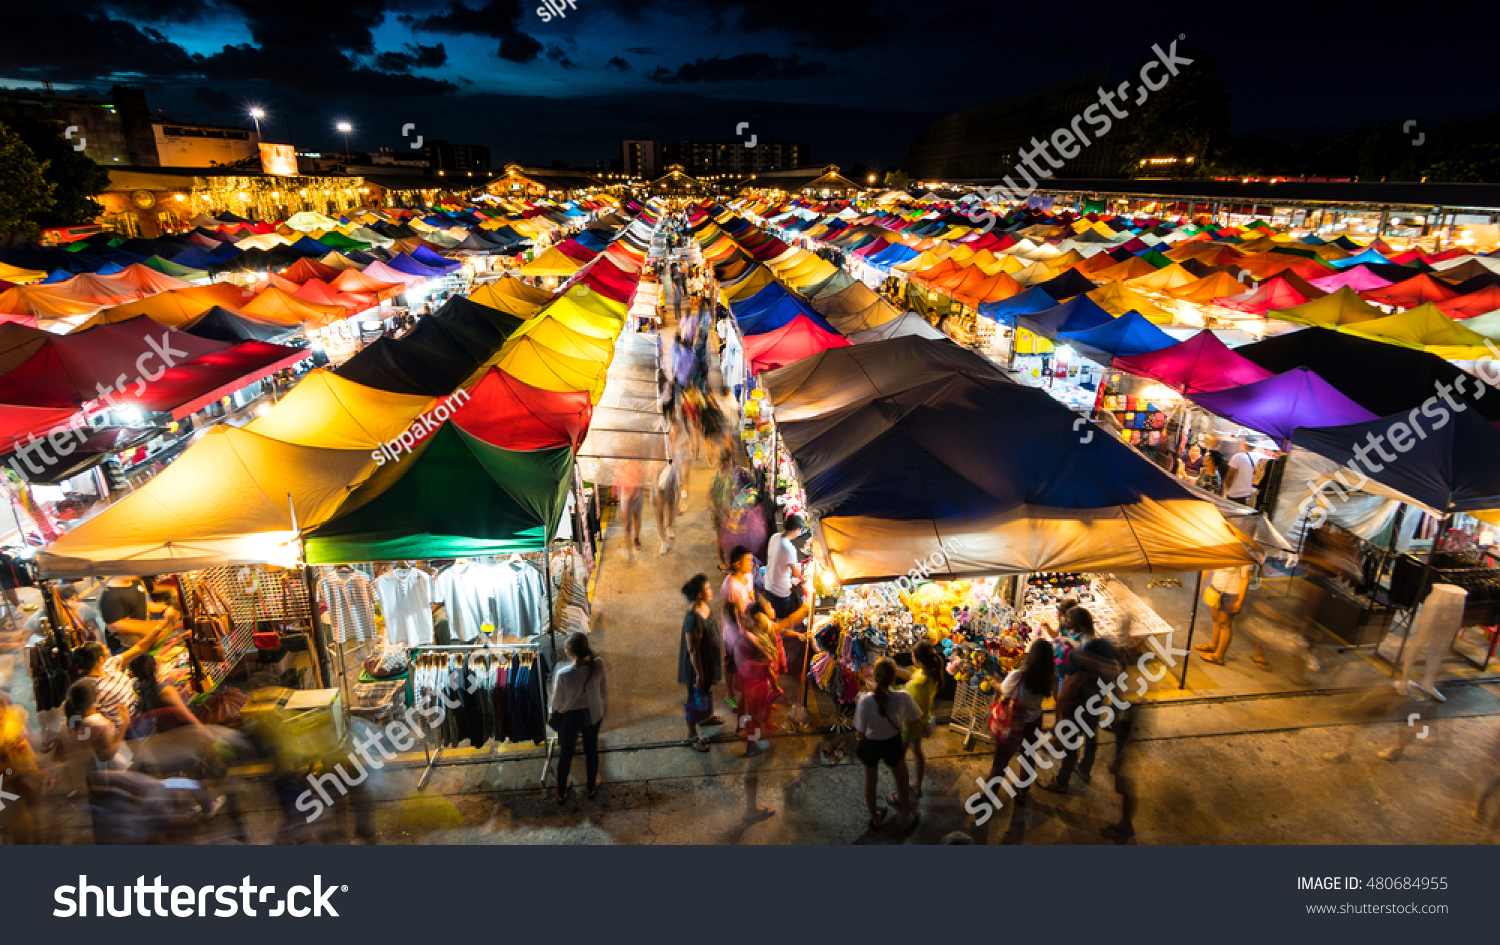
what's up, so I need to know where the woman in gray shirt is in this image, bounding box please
[550,632,607,802]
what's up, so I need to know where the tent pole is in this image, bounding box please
[1179,571,1203,689]
[544,539,557,665]
[301,564,332,689]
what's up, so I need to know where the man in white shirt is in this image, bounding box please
[764,515,805,620]
[1224,441,1257,506]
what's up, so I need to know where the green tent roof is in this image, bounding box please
[316,231,371,251]
[142,255,209,281]
[305,423,573,563]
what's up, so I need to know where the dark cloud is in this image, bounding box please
[0,10,199,82]
[192,86,239,113]
[646,53,832,85]
[59,0,218,22]
[545,43,579,70]
[375,43,449,72]
[218,0,389,56]
[498,32,543,63]
[624,47,658,55]
[405,0,527,36]
[199,44,458,97]
[606,57,632,73]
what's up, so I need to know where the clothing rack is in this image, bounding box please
[407,640,556,791]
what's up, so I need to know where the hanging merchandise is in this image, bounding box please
[317,565,377,643]
[375,564,435,646]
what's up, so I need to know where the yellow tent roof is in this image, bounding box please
[1271,286,1384,327]
[545,291,625,336]
[1011,261,1056,286]
[468,278,552,318]
[768,249,813,273]
[1343,302,1493,356]
[246,368,436,450]
[0,261,49,285]
[86,283,256,327]
[809,282,901,334]
[519,245,583,277]
[782,256,839,289]
[34,426,375,577]
[491,336,608,402]
[1088,283,1172,324]
[560,283,628,322]
[1125,262,1198,293]
[1092,256,1159,282]
[505,313,615,363]
[722,266,775,302]
[893,250,942,273]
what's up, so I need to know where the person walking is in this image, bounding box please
[1197,564,1253,666]
[853,659,921,831]
[551,632,607,802]
[680,574,724,751]
[897,641,943,803]
[1041,607,1122,794]
[987,638,1055,807]
[764,515,805,620]
[720,545,758,706]
[614,458,645,560]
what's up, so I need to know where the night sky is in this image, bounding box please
[3,0,1498,170]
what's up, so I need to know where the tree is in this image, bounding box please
[1118,48,1231,176]
[884,169,911,191]
[0,115,109,226]
[0,123,55,239]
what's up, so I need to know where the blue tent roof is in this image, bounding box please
[730,283,794,319]
[977,286,1056,321]
[1330,247,1393,269]
[1021,295,1116,341]
[411,245,461,272]
[386,254,444,278]
[738,293,836,336]
[867,244,919,269]
[1059,310,1177,365]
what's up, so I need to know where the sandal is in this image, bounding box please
[1198,653,1225,665]
[587,780,601,800]
[690,738,711,752]
[1252,656,1272,672]
[869,806,890,830]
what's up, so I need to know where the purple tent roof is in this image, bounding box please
[1189,367,1378,443]
[1114,330,1275,395]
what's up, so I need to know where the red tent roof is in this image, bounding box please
[1437,285,1500,319]
[742,314,850,373]
[1362,272,1461,307]
[1214,275,1317,315]
[132,341,311,420]
[281,257,340,285]
[450,367,593,449]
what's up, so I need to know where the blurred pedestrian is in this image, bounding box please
[551,632,607,802]
[720,546,757,714]
[854,658,921,831]
[1041,607,1122,794]
[614,458,645,560]
[1197,450,1225,495]
[680,574,723,751]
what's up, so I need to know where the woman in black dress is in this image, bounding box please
[679,574,724,751]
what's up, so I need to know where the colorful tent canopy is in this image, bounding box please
[1059,311,1177,365]
[304,424,573,562]
[245,368,435,450]
[1114,330,1274,395]
[809,282,902,335]
[1021,296,1115,341]
[1291,409,1500,516]
[35,426,375,577]
[1343,302,1493,357]
[848,312,947,345]
[1189,367,1379,443]
[468,277,552,317]
[742,314,850,373]
[771,356,1255,581]
[451,367,593,450]
[1237,328,1500,423]
[1087,283,1171,322]
[490,335,609,402]
[1362,273,1459,307]
[1271,286,1384,327]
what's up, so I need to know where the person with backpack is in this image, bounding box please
[853,658,922,831]
[987,638,1055,806]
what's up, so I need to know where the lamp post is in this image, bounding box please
[249,107,265,138]
[336,120,353,159]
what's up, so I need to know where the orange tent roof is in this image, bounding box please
[242,285,343,327]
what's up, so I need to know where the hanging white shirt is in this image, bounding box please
[375,567,434,646]
[432,563,495,642]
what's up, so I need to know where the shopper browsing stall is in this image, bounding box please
[853,658,921,832]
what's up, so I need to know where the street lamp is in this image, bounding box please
[336,120,353,158]
[249,107,265,138]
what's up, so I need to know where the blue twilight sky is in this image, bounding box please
[2,0,1497,170]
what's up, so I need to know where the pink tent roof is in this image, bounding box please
[742,314,850,374]
[361,259,426,287]
[1114,330,1274,395]
[1214,276,1314,315]
[1308,265,1394,293]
